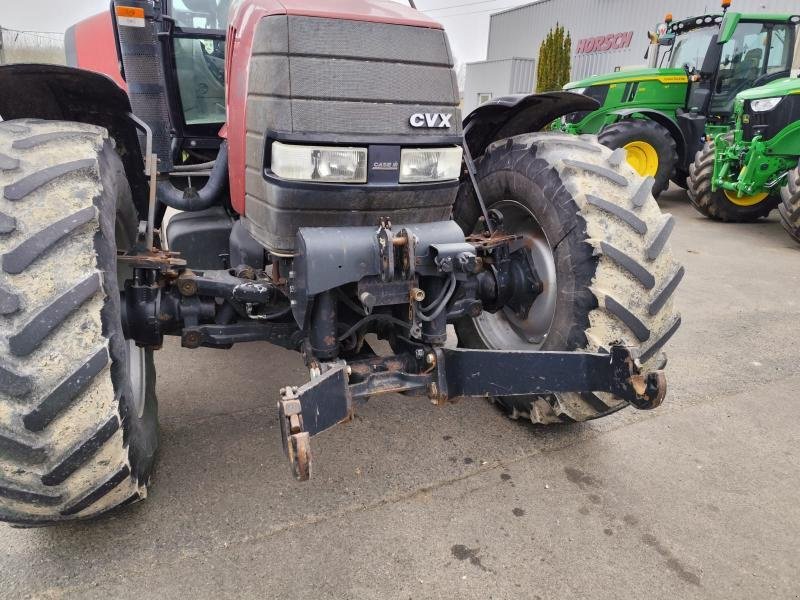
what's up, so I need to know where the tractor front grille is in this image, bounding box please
[244,15,462,173]
[242,15,463,252]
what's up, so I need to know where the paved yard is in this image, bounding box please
[2,188,799,599]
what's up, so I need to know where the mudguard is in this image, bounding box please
[0,64,149,220]
[463,91,599,158]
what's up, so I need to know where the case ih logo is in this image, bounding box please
[576,31,634,54]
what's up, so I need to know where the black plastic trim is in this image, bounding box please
[742,95,800,142]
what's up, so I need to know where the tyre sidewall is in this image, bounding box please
[598,119,676,197]
[96,141,159,483]
[454,141,601,416]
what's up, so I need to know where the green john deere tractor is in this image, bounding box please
[562,6,800,201]
[687,76,800,227]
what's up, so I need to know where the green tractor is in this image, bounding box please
[562,5,800,203]
[687,76,800,226]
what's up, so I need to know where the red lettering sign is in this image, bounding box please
[575,31,634,54]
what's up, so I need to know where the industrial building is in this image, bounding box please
[463,0,800,113]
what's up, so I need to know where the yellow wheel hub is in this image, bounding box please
[723,189,769,207]
[623,141,659,177]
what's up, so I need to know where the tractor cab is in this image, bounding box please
[640,9,797,121]
[681,12,799,121]
[646,13,720,72]
[675,11,799,168]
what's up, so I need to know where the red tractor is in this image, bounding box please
[0,0,682,525]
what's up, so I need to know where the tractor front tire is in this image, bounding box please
[598,119,677,199]
[454,133,683,424]
[778,160,800,244]
[688,137,778,222]
[0,120,158,526]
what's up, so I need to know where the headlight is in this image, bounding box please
[399,147,463,183]
[271,141,367,183]
[750,97,782,112]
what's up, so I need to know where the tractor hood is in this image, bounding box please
[269,0,442,28]
[564,68,688,90]
[736,77,800,101]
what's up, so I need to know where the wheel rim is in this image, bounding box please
[723,189,769,207]
[471,200,557,350]
[127,339,147,419]
[623,141,659,177]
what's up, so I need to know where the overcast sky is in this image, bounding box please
[0,0,525,64]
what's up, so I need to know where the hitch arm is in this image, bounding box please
[432,345,665,409]
[276,345,665,480]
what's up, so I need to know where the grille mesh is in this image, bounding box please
[115,6,172,169]
[288,57,458,104]
[246,15,462,137]
[287,17,452,65]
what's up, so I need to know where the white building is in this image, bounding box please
[463,0,800,114]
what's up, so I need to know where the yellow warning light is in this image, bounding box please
[115,6,145,18]
[665,13,673,23]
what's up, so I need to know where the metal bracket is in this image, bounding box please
[377,221,395,282]
[127,112,158,249]
[432,345,665,410]
[462,121,494,236]
[127,112,154,176]
[277,364,352,480]
[277,389,312,481]
[273,345,665,480]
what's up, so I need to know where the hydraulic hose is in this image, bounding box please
[156,141,228,211]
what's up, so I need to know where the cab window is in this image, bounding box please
[711,23,792,114]
[171,0,230,31]
[169,0,229,125]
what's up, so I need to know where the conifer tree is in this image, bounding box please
[535,24,572,92]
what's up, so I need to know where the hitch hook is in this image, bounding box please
[278,387,312,481]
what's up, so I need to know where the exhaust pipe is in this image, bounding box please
[157,142,229,211]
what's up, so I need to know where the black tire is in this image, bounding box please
[598,119,677,199]
[778,160,800,244]
[671,169,689,190]
[687,137,779,222]
[0,119,158,526]
[454,133,682,424]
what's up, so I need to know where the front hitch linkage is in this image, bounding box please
[278,345,666,480]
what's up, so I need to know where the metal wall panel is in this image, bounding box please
[486,0,800,86]
[462,57,536,113]
[510,58,537,93]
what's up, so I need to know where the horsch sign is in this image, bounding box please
[576,31,634,54]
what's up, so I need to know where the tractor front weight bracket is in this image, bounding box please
[277,345,666,480]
